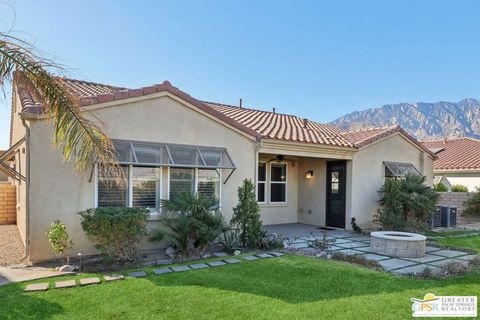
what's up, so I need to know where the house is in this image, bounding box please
[4,73,435,262]
[422,137,480,192]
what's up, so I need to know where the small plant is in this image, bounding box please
[231,179,263,248]
[451,184,468,192]
[350,217,362,234]
[463,187,480,216]
[218,228,241,254]
[418,266,435,279]
[79,207,149,263]
[257,231,286,250]
[433,182,448,192]
[309,231,336,252]
[46,220,74,264]
[437,261,469,277]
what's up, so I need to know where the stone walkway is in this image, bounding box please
[0,266,75,286]
[281,228,478,275]
[23,252,285,292]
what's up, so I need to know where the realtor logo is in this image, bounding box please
[411,293,477,317]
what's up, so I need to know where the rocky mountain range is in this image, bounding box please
[331,98,480,141]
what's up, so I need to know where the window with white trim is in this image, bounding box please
[97,166,128,207]
[198,169,220,200]
[270,163,287,203]
[257,162,266,202]
[169,168,195,200]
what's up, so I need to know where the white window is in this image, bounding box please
[198,169,220,200]
[169,168,195,200]
[257,162,266,203]
[270,163,287,203]
[97,166,161,213]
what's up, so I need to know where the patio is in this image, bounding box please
[265,223,479,275]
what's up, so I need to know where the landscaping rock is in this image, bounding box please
[207,260,226,267]
[24,283,49,292]
[79,277,100,286]
[104,274,124,282]
[55,280,76,289]
[153,268,172,275]
[165,247,176,258]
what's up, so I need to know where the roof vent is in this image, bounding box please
[303,118,309,128]
[272,107,276,114]
[239,98,243,108]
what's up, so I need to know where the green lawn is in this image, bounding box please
[426,230,480,253]
[1,255,479,320]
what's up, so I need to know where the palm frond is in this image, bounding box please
[0,32,122,180]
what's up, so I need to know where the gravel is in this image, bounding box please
[0,225,27,266]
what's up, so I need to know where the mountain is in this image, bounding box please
[331,98,480,141]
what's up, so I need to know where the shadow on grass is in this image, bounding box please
[0,283,64,319]
[144,256,466,304]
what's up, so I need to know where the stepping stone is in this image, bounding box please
[336,249,364,256]
[299,247,318,254]
[207,260,226,267]
[378,258,417,271]
[257,253,274,258]
[79,277,100,286]
[55,280,76,289]
[287,242,309,249]
[392,264,440,275]
[157,259,173,265]
[24,283,49,292]
[428,259,469,268]
[331,238,352,244]
[128,271,147,278]
[213,252,228,257]
[170,265,191,272]
[104,274,124,282]
[359,253,391,261]
[430,250,469,258]
[329,245,344,251]
[224,258,242,264]
[189,263,209,270]
[153,268,172,275]
[455,255,479,262]
[336,242,369,249]
[243,255,260,261]
[403,254,445,264]
[269,252,285,257]
[425,246,442,253]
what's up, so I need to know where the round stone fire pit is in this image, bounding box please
[370,231,426,258]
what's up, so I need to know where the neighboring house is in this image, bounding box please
[6,73,435,262]
[422,137,480,191]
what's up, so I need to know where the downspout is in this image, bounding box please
[20,118,30,262]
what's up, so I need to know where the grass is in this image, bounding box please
[425,229,480,253]
[1,255,479,320]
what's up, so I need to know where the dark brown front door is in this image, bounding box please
[326,161,346,228]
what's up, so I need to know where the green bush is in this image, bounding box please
[374,174,439,231]
[46,220,74,264]
[79,207,149,263]
[231,179,263,248]
[218,228,241,253]
[451,184,469,192]
[433,182,448,192]
[150,193,225,256]
[463,188,480,216]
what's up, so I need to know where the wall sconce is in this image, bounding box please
[305,171,314,179]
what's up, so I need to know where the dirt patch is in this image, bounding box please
[0,225,27,266]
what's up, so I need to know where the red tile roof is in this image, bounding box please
[13,74,431,153]
[422,137,480,170]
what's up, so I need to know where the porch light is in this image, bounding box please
[305,171,314,179]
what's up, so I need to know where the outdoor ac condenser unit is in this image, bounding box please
[440,206,457,228]
[431,206,442,228]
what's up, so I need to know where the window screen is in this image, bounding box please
[197,169,220,200]
[132,167,160,212]
[169,168,195,199]
[97,166,128,207]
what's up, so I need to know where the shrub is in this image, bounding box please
[309,230,336,252]
[437,261,469,277]
[433,182,448,192]
[350,217,363,233]
[374,174,439,231]
[257,231,286,250]
[150,193,225,256]
[231,179,263,248]
[451,184,468,192]
[331,252,381,269]
[46,220,74,264]
[79,207,149,263]
[218,228,241,254]
[463,188,480,216]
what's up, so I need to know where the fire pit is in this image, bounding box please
[370,231,426,258]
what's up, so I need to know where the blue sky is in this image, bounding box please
[1,0,480,149]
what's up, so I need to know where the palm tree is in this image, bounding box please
[0,32,119,176]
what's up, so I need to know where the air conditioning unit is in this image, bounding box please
[431,206,442,228]
[440,206,457,228]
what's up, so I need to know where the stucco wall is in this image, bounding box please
[435,173,480,192]
[26,95,256,261]
[351,134,434,229]
[297,158,326,226]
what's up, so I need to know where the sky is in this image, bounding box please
[1,0,480,149]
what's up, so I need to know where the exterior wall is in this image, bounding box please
[435,173,480,192]
[351,134,435,229]
[437,192,474,214]
[0,183,16,224]
[0,172,7,181]
[297,158,326,226]
[26,95,256,262]
[258,157,298,225]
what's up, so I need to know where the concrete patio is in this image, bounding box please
[265,223,479,275]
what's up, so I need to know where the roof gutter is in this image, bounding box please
[20,119,30,262]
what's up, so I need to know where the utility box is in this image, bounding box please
[440,206,457,228]
[431,206,442,228]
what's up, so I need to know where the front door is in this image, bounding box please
[326,161,346,228]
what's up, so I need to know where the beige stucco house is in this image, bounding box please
[5,73,435,262]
